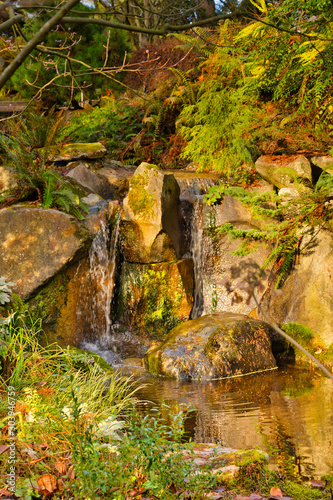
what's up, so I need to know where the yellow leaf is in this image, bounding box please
[250,0,267,13]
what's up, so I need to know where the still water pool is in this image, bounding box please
[133,367,333,480]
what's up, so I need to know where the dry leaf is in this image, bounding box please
[127,487,146,497]
[66,465,75,481]
[57,478,65,493]
[0,488,12,497]
[0,445,9,455]
[270,487,283,497]
[37,474,57,495]
[54,460,67,475]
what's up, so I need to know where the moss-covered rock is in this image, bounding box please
[120,163,185,263]
[255,154,313,193]
[144,312,277,380]
[47,142,107,161]
[115,258,194,340]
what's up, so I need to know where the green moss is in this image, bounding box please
[128,169,156,218]
[8,272,70,339]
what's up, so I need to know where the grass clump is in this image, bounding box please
[0,312,216,499]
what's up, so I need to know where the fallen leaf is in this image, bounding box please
[54,460,67,475]
[0,445,9,455]
[311,480,325,488]
[57,478,65,493]
[37,474,57,495]
[0,488,12,497]
[270,487,283,497]
[127,487,146,497]
[66,465,75,481]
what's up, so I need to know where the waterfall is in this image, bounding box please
[79,208,121,363]
[88,214,120,339]
[190,197,205,319]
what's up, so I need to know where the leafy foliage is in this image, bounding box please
[0,110,88,219]
[62,96,144,158]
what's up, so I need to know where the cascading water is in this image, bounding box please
[190,197,205,319]
[79,208,121,363]
[88,215,120,339]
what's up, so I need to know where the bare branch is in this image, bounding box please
[0,0,81,90]
[0,14,24,32]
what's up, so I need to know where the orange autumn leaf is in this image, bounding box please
[270,486,283,497]
[37,474,57,495]
[54,460,67,475]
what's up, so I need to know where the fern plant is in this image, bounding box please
[205,174,333,288]
[178,21,258,174]
[0,111,88,220]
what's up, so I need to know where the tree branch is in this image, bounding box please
[0,0,81,90]
[0,14,24,32]
[61,10,244,36]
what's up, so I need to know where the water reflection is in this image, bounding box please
[135,367,333,479]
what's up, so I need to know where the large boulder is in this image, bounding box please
[144,312,277,380]
[114,258,194,339]
[120,163,184,263]
[67,162,130,200]
[255,155,312,192]
[260,229,333,347]
[0,206,90,298]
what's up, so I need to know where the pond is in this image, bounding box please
[132,366,333,480]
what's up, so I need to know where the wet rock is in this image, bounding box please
[115,258,194,340]
[190,196,272,317]
[260,229,333,347]
[144,312,277,380]
[0,206,90,299]
[0,166,18,193]
[121,163,184,262]
[48,142,107,162]
[255,155,312,192]
[67,162,130,200]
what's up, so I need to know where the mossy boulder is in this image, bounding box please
[0,206,90,299]
[48,142,107,161]
[144,312,277,380]
[120,163,185,263]
[255,154,313,193]
[115,258,194,340]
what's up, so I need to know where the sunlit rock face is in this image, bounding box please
[120,163,185,263]
[0,206,90,298]
[144,312,277,381]
[255,154,313,193]
[260,229,333,347]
